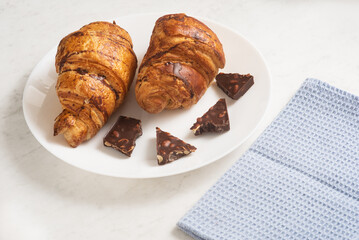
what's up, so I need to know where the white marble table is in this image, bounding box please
[1,1,359,239]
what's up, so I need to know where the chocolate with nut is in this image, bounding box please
[190,98,230,135]
[156,127,196,165]
[216,73,254,100]
[103,116,142,157]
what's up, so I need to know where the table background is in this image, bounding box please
[1,0,358,239]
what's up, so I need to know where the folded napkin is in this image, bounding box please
[177,79,359,240]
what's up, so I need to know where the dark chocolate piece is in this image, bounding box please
[216,73,254,100]
[103,116,142,157]
[156,127,196,165]
[190,98,230,135]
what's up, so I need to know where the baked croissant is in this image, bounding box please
[135,13,225,113]
[54,21,137,147]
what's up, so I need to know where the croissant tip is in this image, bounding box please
[68,142,80,148]
[142,95,167,114]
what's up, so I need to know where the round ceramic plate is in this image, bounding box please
[23,13,271,178]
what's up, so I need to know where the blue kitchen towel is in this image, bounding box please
[177,78,359,240]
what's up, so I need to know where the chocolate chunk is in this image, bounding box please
[103,116,142,157]
[156,127,196,165]
[216,73,254,100]
[190,98,230,135]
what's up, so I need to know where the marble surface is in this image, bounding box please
[1,0,359,239]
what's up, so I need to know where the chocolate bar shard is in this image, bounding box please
[103,116,142,157]
[156,127,196,165]
[190,98,230,136]
[216,73,254,100]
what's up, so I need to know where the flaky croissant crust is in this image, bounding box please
[135,13,225,113]
[54,21,137,147]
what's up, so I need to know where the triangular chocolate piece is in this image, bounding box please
[103,116,142,157]
[156,127,196,165]
[216,73,254,100]
[190,98,230,135]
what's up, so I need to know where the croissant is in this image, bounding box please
[135,13,225,114]
[54,21,137,147]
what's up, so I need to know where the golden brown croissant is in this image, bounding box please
[135,13,225,114]
[54,21,137,147]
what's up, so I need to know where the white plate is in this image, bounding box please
[22,13,271,178]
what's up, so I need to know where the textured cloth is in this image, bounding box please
[177,79,359,240]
